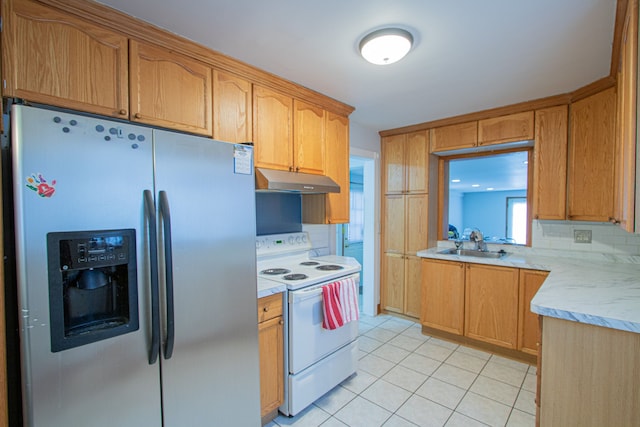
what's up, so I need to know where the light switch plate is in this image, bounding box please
[574,229,592,243]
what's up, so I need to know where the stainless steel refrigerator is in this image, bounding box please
[9,104,261,426]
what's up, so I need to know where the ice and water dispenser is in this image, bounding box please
[47,229,139,352]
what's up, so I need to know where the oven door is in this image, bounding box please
[288,273,359,374]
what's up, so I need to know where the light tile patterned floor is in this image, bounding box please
[267,313,536,427]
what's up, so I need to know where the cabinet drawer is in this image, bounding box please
[258,293,283,323]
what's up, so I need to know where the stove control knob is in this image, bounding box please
[288,236,295,245]
[296,236,301,243]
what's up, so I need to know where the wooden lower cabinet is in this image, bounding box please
[539,316,640,426]
[465,264,519,349]
[518,270,548,355]
[421,258,547,359]
[382,254,423,319]
[257,294,284,420]
[421,259,465,334]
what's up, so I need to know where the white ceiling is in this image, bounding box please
[97,0,617,133]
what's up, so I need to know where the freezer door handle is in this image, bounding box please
[159,190,175,359]
[144,189,161,364]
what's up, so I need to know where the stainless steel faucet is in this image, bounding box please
[469,229,487,251]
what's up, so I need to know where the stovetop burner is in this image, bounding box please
[316,264,344,271]
[261,268,291,275]
[300,261,320,266]
[284,273,308,281]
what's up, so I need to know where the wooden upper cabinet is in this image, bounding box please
[518,269,547,356]
[2,0,129,118]
[478,111,534,146]
[129,40,212,136]
[325,112,350,223]
[430,121,478,153]
[213,70,252,143]
[568,87,616,222]
[293,100,325,175]
[614,0,638,233]
[382,131,429,194]
[253,85,294,171]
[533,106,568,220]
[382,134,406,194]
[406,131,429,193]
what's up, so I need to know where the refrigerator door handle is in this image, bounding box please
[144,189,161,364]
[159,190,175,359]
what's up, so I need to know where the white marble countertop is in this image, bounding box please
[257,277,286,299]
[417,244,640,334]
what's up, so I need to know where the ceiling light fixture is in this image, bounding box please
[359,28,413,65]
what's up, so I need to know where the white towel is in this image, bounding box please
[339,277,359,324]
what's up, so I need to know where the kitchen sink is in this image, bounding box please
[437,248,508,258]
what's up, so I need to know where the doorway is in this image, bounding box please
[337,149,378,316]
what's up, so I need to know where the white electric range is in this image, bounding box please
[256,232,361,417]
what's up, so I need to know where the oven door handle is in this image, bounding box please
[290,286,325,303]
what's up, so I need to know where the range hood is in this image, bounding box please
[255,168,340,193]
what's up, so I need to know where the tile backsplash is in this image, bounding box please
[532,220,640,255]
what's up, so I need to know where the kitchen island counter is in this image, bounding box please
[417,246,640,334]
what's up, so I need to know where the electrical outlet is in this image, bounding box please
[574,229,592,244]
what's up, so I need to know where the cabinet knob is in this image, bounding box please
[134,113,142,119]
[279,319,284,325]
[534,214,539,220]
[609,217,620,224]
[118,109,127,116]
[263,306,269,312]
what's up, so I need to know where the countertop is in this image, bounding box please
[417,244,640,334]
[257,277,286,299]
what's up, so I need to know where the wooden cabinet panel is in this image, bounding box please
[478,111,534,146]
[430,122,478,152]
[404,256,423,318]
[257,293,283,323]
[567,87,616,221]
[540,317,640,426]
[253,85,294,171]
[383,195,405,253]
[613,0,638,233]
[421,259,465,335]
[518,269,548,355]
[382,253,405,314]
[405,194,428,254]
[324,112,350,223]
[213,70,252,143]
[293,100,325,175]
[258,315,284,417]
[129,40,212,135]
[406,131,429,193]
[465,264,519,349]
[533,106,568,220]
[3,0,129,118]
[382,134,406,194]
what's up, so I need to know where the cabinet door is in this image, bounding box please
[465,264,519,349]
[258,316,284,417]
[3,0,128,118]
[406,131,430,193]
[421,259,465,334]
[293,100,325,175]
[518,269,547,355]
[567,88,616,221]
[614,0,638,233]
[382,134,406,194]
[383,195,405,253]
[404,256,423,319]
[533,106,568,220]
[129,40,212,135]
[478,111,534,146]
[382,253,405,314]
[213,70,252,143]
[405,194,428,254]
[430,122,478,153]
[253,85,293,171]
[325,112,350,223]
